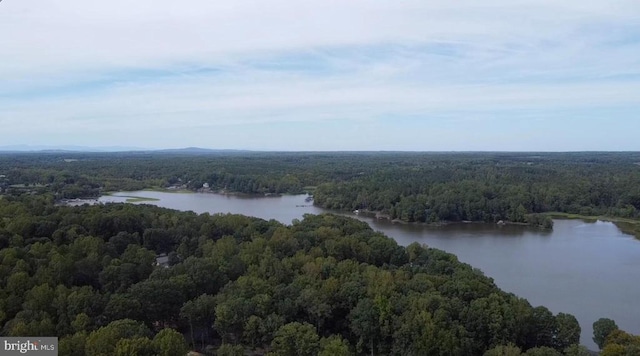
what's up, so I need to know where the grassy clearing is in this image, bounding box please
[123,196,160,203]
[544,212,640,224]
[102,192,160,202]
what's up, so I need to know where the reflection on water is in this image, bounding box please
[100,191,640,349]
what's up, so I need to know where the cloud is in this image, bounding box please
[1,0,639,149]
[3,0,638,77]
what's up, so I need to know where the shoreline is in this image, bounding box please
[543,212,640,239]
[103,188,311,199]
[352,209,640,238]
[82,188,640,239]
[350,209,550,229]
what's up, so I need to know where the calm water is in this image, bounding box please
[100,191,640,349]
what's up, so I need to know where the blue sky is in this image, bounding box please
[1,0,639,151]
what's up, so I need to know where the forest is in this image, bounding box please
[1,152,640,355]
[1,151,640,232]
[0,193,620,355]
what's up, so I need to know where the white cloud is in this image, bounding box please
[1,0,639,149]
[3,0,638,77]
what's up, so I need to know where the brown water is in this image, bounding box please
[100,191,640,349]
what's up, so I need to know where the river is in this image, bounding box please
[99,191,640,349]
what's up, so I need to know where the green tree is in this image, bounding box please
[128,279,185,326]
[23,283,56,316]
[554,313,580,350]
[143,228,176,254]
[319,335,351,356]
[392,307,438,355]
[85,319,151,356]
[152,328,189,356]
[58,332,87,356]
[243,313,285,350]
[524,346,563,356]
[217,343,245,356]
[114,337,155,356]
[214,297,252,343]
[600,343,626,356]
[529,306,557,348]
[71,313,92,333]
[104,293,143,321]
[604,329,636,347]
[563,344,590,356]
[270,322,319,356]
[593,318,619,349]
[5,314,56,337]
[349,298,380,355]
[108,231,140,255]
[180,294,216,348]
[66,286,103,322]
[483,344,522,356]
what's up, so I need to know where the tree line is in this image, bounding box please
[2,152,639,230]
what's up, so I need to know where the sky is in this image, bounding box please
[1,0,640,151]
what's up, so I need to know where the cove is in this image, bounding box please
[99,191,640,349]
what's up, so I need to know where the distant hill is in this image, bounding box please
[0,145,250,153]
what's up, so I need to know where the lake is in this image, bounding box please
[100,191,640,349]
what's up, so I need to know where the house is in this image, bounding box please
[155,254,170,268]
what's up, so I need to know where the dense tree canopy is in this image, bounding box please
[0,194,591,355]
[2,151,639,354]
